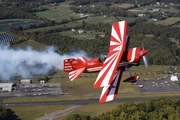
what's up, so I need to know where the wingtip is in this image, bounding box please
[99,97,116,104]
[93,82,101,88]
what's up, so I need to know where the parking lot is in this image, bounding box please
[135,75,180,93]
[11,83,63,97]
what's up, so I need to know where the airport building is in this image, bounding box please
[171,75,178,82]
[20,79,32,84]
[0,83,13,91]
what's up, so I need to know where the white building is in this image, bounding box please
[171,75,178,82]
[0,83,13,91]
[20,79,31,84]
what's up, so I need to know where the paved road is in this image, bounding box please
[2,95,180,120]
[2,96,180,106]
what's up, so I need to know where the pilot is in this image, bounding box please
[99,54,107,62]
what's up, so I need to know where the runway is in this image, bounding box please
[2,95,180,106]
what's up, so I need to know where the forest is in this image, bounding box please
[66,97,180,120]
[0,0,180,65]
[0,0,180,66]
[10,19,180,65]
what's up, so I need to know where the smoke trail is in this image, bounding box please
[0,45,89,80]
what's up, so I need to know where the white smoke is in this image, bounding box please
[0,45,88,80]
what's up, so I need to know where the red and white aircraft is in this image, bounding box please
[64,21,148,103]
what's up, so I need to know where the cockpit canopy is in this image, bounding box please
[98,52,107,62]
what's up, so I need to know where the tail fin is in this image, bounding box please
[64,56,88,81]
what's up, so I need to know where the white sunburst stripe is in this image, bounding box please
[94,52,118,85]
[100,85,109,102]
[87,67,102,71]
[101,55,120,86]
[103,53,118,72]
[106,87,115,102]
[110,40,120,46]
[107,69,122,101]
[111,25,121,45]
[129,48,136,62]
[118,21,125,42]
[104,51,118,64]
[69,70,76,75]
[69,71,78,80]
[69,68,84,81]
[113,45,122,51]
[100,69,122,102]
[101,52,121,87]
[79,57,86,63]
[112,69,121,86]
[102,70,121,102]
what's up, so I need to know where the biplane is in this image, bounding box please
[64,21,148,103]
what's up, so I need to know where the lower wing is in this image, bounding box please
[99,68,124,103]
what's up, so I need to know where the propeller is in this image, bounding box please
[141,44,148,68]
[143,55,148,68]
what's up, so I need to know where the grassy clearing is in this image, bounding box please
[23,16,118,33]
[23,21,82,32]
[35,1,75,22]
[117,3,134,8]
[60,30,97,40]
[78,16,118,24]
[159,8,179,13]
[116,16,136,23]
[12,40,47,50]
[5,105,72,120]
[156,17,180,25]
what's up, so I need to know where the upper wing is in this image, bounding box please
[99,68,124,103]
[94,21,128,88]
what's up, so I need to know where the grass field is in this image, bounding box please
[3,64,179,120]
[35,1,76,22]
[12,40,47,50]
[60,30,97,40]
[117,3,134,8]
[5,105,72,120]
[23,16,118,33]
[156,17,180,25]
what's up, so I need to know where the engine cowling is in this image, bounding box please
[126,47,148,63]
[123,76,140,83]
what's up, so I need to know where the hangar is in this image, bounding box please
[0,83,13,92]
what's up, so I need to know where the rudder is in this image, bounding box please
[64,58,75,72]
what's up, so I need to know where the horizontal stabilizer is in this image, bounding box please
[69,68,85,81]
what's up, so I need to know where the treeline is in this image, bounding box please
[0,106,8,120]
[70,5,136,18]
[0,0,64,19]
[1,0,65,5]
[70,0,180,5]
[10,19,180,65]
[66,97,180,120]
